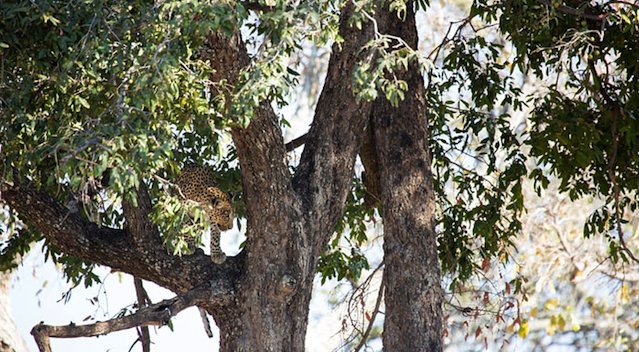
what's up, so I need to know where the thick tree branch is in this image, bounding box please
[186,6,395,350]
[122,183,162,251]
[198,31,296,236]
[0,180,241,296]
[292,1,389,252]
[30,283,212,352]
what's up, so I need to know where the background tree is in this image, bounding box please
[2,0,639,351]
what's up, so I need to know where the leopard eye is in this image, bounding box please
[211,198,219,206]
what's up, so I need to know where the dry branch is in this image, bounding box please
[30,284,210,352]
[285,133,307,152]
[134,277,151,352]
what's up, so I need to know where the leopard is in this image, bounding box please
[175,163,234,264]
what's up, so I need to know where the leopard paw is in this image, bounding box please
[211,252,226,264]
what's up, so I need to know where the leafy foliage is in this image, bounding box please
[425,23,528,284]
[319,178,374,284]
[0,0,342,284]
[421,0,639,286]
[486,0,639,260]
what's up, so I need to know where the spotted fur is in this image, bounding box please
[176,164,233,264]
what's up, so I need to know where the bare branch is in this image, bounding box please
[285,133,307,152]
[199,308,214,338]
[134,278,151,352]
[604,0,639,9]
[31,284,211,352]
[353,275,385,352]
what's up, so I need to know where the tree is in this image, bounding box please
[1,0,441,351]
[2,0,639,351]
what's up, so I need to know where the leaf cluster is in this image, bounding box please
[319,177,374,284]
[476,0,639,260]
[426,26,527,284]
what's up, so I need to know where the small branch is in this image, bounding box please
[135,277,152,307]
[353,275,385,352]
[427,15,475,62]
[134,277,151,352]
[537,0,608,21]
[604,0,639,10]
[284,133,307,152]
[588,60,639,265]
[198,308,214,338]
[31,284,210,352]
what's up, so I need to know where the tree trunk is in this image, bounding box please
[211,3,390,350]
[372,3,444,351]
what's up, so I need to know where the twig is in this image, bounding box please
[198,308,214,338]
[353,274,385,352]
[537,0,608,21]
[31,284,209,352]
[134,277,152,352]
[339,261,385,349]
[604,0,639,9]
[588,60,639,265]
[285,133,307,152]
[427,16,474,61]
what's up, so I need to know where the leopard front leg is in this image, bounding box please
[210,223,226,264]
[183,234,197,254]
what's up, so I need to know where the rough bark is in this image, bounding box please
[360,120,381,209]
[0,270,29,352]
[197,3,390,350]
[371,3,444,351]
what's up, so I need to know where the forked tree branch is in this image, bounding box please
[30,284,211,352]
[292,0,391,251]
